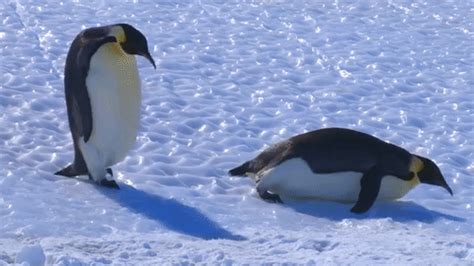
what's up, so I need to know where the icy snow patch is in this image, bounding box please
[15,244,45,266]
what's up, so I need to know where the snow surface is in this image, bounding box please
[1,0,473,264]
[15,244,46,266]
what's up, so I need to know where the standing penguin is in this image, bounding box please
[55,24,156,188]
[229,128,453,213]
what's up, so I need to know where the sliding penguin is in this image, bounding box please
[55,24,156,188]
[229,128,453,213]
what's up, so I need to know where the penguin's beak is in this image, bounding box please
[443,183,453,196]
[432,174,453,196]
[433,176,453,196]
[417,156,453,196]
[143,51,156,69]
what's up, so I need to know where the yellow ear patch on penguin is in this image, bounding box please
[409,156,423,185]
[410,156,424,173]
[109,26,126,43]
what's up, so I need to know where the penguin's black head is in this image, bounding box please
[417,156,453,196]
[117,23,156,69]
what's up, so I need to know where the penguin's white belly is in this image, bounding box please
[257,158,418,202]
[85,43,141,167]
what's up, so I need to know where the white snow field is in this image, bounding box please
[1,0,473,264]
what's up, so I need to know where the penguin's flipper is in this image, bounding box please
[351,166,384,213]
[100,179,120,189]
[71,35,117,142]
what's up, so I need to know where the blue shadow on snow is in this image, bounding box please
[97,184,245,241]
[284,199,465,223]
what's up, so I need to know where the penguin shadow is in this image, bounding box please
[95,183,246,241]
[284,199,465,223]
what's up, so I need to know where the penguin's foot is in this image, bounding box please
[258,190,283,203]
[100,179,120,189]
[106,168,113,177]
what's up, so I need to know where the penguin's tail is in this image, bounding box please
[228,161,251,176]
[55,164,79,177]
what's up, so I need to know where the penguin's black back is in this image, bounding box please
[64,25,116,144]
[58,26,116,176]
[230,128,412,179]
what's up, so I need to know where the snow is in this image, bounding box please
[1,0,473,264]
[15,244,46,266]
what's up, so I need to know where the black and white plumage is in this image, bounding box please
[56,24,156,188]
[229,128,453,213]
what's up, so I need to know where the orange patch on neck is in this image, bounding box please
[109,26,126,43]
[409,156,423,185]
